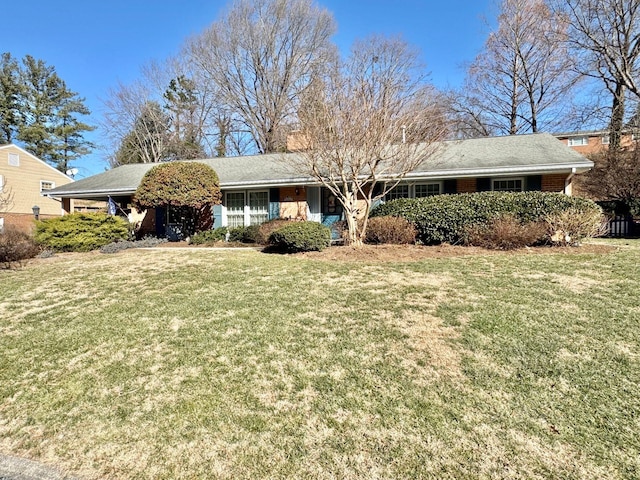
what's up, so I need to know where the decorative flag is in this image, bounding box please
[107,196,117,215]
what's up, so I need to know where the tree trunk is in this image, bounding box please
[609,82,626,151]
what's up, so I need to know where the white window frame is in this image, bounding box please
[248,190,269,225]
[385,184,410,201]
[602,135,610,145]
[414,182,442,198]
[223,190,270,227]
[40,180,55,193]
[568,136,588,146]
[492,177,524,192]
[7,153,19,166]
[0,174,4,192]
[224,191,246,228]
[0,217,4,234]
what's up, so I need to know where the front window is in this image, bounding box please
[568,136,588,146]
[249,191,269,225]
[415,183,441,197]
[226,192,245,228]
[40,180,55,192]
[386,184,409,201]
[492,178,523,192]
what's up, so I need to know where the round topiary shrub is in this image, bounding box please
[35,213,130,252]
[268,221,331,253]
[256,218,293,245]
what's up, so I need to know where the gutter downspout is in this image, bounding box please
[564,168,576,195]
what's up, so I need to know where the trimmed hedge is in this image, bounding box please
[268,221,331,253]
[35,213,130,252]
[371,191,602,244]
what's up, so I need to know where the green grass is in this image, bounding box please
[0,241,639,479]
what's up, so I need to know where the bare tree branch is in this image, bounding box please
[292,36,449,246]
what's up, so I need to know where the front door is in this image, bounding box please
[306,186,322,223]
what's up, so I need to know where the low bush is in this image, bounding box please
[35,213,130,252]
[256,219,293,245]
[545,207,608,246]
[190,227,228,245]
[228,225,260,243]
[100,237,167,254]
[365,216,416,244]
[371,191,602,244]
[0,227,40,268]
[268,221,331,253]
[465,216,547,250]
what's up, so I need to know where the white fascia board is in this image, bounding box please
[402,162,594,181]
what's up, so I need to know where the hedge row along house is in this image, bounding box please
[0,144,73,232]
[46,133,594,238]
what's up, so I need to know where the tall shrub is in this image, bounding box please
[133,162,221,235]
[35,213,129,252]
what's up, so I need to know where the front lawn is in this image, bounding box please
[0,242,639,479]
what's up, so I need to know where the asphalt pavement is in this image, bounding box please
[0,454,77,480]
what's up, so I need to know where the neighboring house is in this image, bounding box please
[555,130,637,154]
[0,144,73,232]
[47,133,593,237]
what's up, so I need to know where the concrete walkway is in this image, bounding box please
[0,454,77,480]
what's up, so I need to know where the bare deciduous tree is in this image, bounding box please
[293,36,448,246]
[0,182,14,214]
[577,146,640,202]
[452,0,579,138]
[552,0,640,149]
[186,0,336,154]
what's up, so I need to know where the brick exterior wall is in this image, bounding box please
[279,186,307,220]
[456,178,477,193]
[0,213,57,232]
[541,174,566,193]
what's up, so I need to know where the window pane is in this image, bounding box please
[249,191,269,225]
[226,192,245,227]
[415,184,440,197]
[493,179,523,192]
[386,185,409,200]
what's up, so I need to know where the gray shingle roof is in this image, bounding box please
[49,133,593,198]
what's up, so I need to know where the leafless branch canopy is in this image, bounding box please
[186,0,336,154]
[293,35,448,245]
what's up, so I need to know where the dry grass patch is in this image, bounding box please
[0,242,638,479]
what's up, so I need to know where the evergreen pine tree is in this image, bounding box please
[0,53,24,143]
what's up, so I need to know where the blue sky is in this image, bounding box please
[2,0,495,177]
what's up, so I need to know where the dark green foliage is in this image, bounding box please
[0,53,24,143]
[268,221,331,252]
[371,191,602,244]
[190,227,228,245]
[10,54,94,171]
[133,162,221,210]
[256,218,293,245]
[365,216,417,244]
[0,227,40,268]
[35,213,129,252]
[228,225,260,243]
[465,216,547,250]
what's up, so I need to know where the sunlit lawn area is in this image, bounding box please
[0,241,639,479]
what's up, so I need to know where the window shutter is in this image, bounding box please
[477,177,492,192]
[443,179,457,194]
[526,175,542,191]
